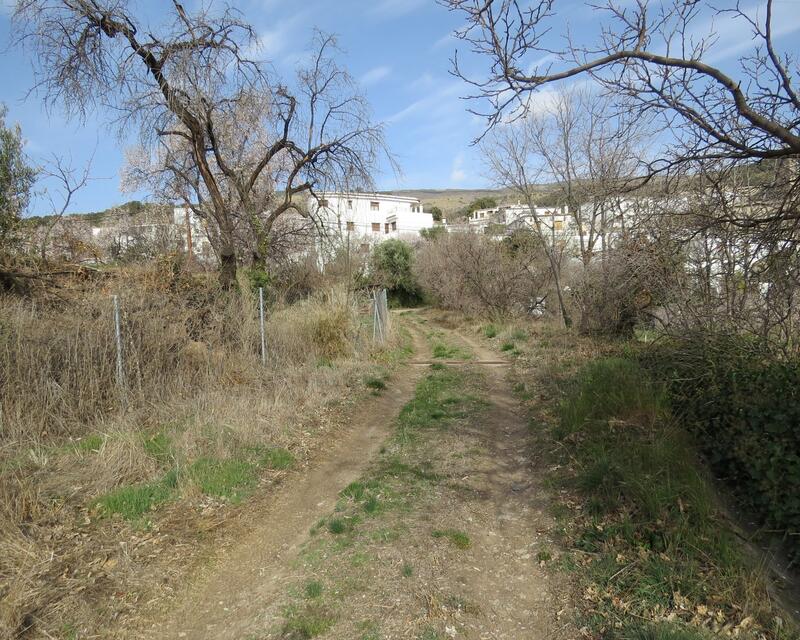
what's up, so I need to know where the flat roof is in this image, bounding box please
[316,191,420,204]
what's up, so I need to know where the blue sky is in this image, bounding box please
[1,0,799,214]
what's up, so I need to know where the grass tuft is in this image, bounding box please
[431,342,470,360]
[187,457,257,502]
[363,495,380,514]
[142,431,172,464]
[259,447,295,470]
[482,324,498,338]
[621,622,712,639]
[304,581,323,599]
[328,518,348,534]
[282,603,336,639]
[364,376,387,391]
[341,481,366,501]
[432,528,471,549]
[96,470,178,520]
[72,434,104,454]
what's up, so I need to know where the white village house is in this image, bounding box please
[171,192,435,263]
[310,192,434,241]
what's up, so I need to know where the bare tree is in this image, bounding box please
[37,154,92,263]
[445,0,800,165]
[14,2,389,287]
[482,87,647,327]
[483,122,572,325]
[447,0,800,342]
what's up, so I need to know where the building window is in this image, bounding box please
[346,221,355,231]
[391,221,397,231]
[371,222,380,233]
[319,198,329,207]
[554,220,564,231]
[347,199,353,209]
[385,223,390,234]
[370,201,380,211]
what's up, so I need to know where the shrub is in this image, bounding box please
[415,231,550,317]
[572,235,681,336]
[556,356,785,637]
[369,239,422,306]
[643,333,800,560]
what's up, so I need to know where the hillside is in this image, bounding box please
[26,186,558,224]
[389,188,508,212]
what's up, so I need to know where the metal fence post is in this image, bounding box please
[372,290,384,344]
[372,291,378,342]
[112,295,126,399]
[381,289,390,332]
[258,286,266,366]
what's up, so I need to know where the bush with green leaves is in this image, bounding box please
[0,105,37,251]
[369,238,422,306]
[642,333,800,561]
[557,356,788,638]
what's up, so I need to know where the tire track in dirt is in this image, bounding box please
[414,312,575,639]
[133,319,432,640]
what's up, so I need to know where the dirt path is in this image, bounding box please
[134,321,432,640]
[134,312,572,639]
[412,312,574,639]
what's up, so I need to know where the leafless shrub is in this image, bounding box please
[571,235,683,336]
[415,230,550,317]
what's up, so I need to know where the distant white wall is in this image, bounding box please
[310,192,434,241]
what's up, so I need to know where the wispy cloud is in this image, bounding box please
[360,66,391,86]
[248,12,309,61]
[432,31,456,50]
[385,81,463,123]
[450,153,466,184]
[370,0,426,19]
[695,1,800,63]
[408,73,436,91]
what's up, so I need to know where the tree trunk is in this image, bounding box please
[552,267,572,328]
[219,245,237,289]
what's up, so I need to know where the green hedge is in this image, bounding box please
[642,334,800,560]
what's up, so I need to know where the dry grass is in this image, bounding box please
[0,265,397,639]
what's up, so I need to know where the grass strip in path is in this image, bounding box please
[270,364,487,639]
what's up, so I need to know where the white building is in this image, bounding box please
[168,193,435,266]
[468,203,570,235]
[310,192,434,242]
[173,207,216,261]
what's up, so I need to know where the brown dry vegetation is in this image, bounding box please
[415,231,550,317]
[0,263,399,639]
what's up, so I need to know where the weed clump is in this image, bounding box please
[258,447,295,470]
[364,375,387,391]
[432,528,471,550]
[187,457,257,502]
[282,603,336,639]
[327,518,348,535]
[304,581,323,599]
[96,470,178,520]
